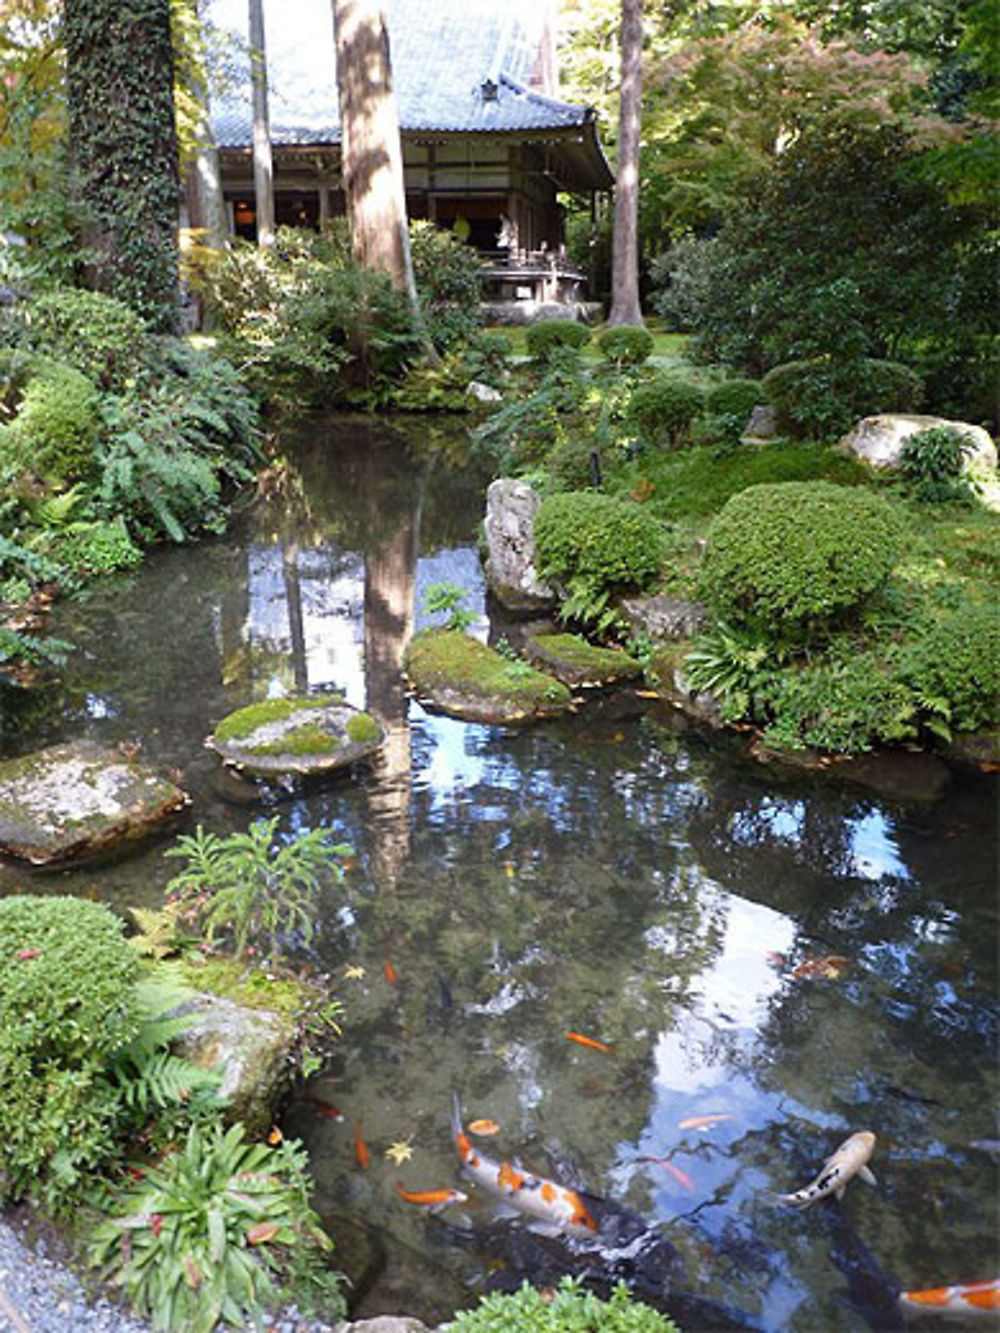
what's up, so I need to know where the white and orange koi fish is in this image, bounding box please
[776,1131,877,1207]
[451,1094,599,1240]
[899,1278,1000,1320]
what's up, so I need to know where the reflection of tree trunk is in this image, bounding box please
[249,0,275,247]
[282,541,309,692]
[363,459,424,896]
[219,544,252,689]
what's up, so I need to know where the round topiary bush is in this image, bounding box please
[25,287,148,389]
[3,359,102,484]
[699,481,903,630]
[0,895,140,1204]
[705,378,763,420]
[596,325,655,368]
[526,318,591,362]
[627,375,705,446]
[534,490,664,600]
[762,357,924,439]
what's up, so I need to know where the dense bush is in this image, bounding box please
[705,378,763,420]
[548,434,602,491]
[597,325,655,368]
[0,895,140,1206]
[628,376,705,446]
[535,490,663,627]
[526,318,591,362]
[409,221,483,351]
[699,481,903,630]
[449,1278,678,1331]
[898,603,999,735]
[899,425,977,503]
[762,357,924,439]
[22,288,148,390]
[2,359,101,483]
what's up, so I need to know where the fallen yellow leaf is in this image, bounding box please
[385,1136,414,1166]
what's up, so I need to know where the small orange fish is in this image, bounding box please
[266,1126,283,1145]
[303,1096,345,1121]
[638,1156,694,1191]
[899,1278,1000,1315]
[469,1118,501,1136]
[16,948,41,961]
[384,957,399,986]
[565,1030,614,1055]
[354,1119,370,1170]
[791,955,850,981]
[678,1114,733,1131]
[394,1180,468,1210]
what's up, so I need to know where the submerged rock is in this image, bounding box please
[483,478,557,612]
[839,414,998,472]
[403,628,572,724]
[525,632,641,689]
[207,695,384,777]
[0,738,188,866]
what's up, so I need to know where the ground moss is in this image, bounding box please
[177,955,310,1023]
[405,630,571,707]
[531,632,640,678]
[345,711,380,744]
[245,723,340,757]
[213,696,333,744]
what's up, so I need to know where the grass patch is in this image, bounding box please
[213,696,333,743]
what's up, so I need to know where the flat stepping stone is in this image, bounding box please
[0,738,189,866]
[206,695,384,777]
[403,629,572,724]
[525,632,641,688]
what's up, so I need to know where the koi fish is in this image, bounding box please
[451,1094,599,1240]
[791,955,851,980]
[384,957,399,986]
[565,1030,614,1055]
[637,1156,695,1191]
[394,1180,468,1212]
[678,1113,733,1131]
[898,1278,1000,1319]
[468,1119,502,1136]
[776,1130,877,1208]
[354,1119,370,1170]
[301,1096,345,1121]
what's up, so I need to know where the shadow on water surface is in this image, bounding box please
[1,414,997,1331]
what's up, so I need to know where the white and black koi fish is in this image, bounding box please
[451,1094,599,1239]
[777,1131,877,1208]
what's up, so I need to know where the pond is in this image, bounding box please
[2,415,997,1332]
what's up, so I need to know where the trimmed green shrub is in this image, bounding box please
[449,1277,679,1331]
[4,360,101,484]
[23,288,148,390]
[597,325,655,368]
[899,425,976,504]
[628,376,705,447]
[762,357,924,440]
[705,378,763,420]
[699,481,903,630]
[0,895,140,1206]
[535,490,663,628]
[898,603,1000,735]
[526,318,591,362]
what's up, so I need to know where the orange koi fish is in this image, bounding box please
[637,1156,694,1191]
[678,1114,734,1131]
[791,955,850,981]
[394,1180,468,1212]
[302,1096,345,1121]
[384,957,399,986]
[565,1030,614,1055]
[898,1277,1000,1318]
[452,1095,599,1240]
[469,1119,502,1137]
[354,1119,370,1170]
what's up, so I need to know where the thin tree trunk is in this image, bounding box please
[248,0,275,247]
[607,0,644,327]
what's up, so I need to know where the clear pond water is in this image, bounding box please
[2,415,997,1331]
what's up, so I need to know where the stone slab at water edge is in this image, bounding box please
[206,696,385,777]
[0,739,188,866]
[403,628,572,723]
[525,632,642,688]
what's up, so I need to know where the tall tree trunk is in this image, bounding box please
[64,0,180,330]
[331,0,415,297]
[248,0,275,247]
[191,0,227,251]
[607,0,644,327]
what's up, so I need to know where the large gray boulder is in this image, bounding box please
[483,478,557,612]
[839,414,997,472]
[619,593,708,641]
[0,739,188,866]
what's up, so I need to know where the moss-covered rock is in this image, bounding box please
[525,632,641,688]
[0,739,188,866]
[403,629,572,724]
[207,696,384,777]
[645,643,724,728]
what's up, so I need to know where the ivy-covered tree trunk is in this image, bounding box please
[63,0,181,331]
[607,0,644,328]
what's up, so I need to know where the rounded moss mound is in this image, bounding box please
[534,491,664,596]
[403,629,572,724]
[0,895,139,1203]
[527,632,641,688]
[208,696,384,776]
[699,481,903,630]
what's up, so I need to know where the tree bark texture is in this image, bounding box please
[607,0,644,327]
[331,0,415,298]
[63,0,180,330]
[248,0,275,247]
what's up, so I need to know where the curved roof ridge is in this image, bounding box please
[496,71,596,122]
